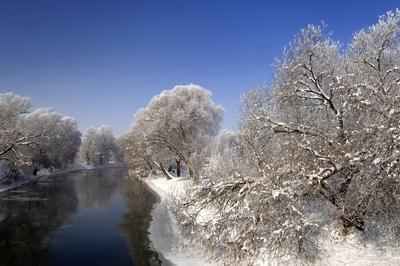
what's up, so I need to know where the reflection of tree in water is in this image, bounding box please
[0,178,78,266]
[73,169,121,209]
[119,178,162,266]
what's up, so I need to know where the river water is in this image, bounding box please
[0,168,165,266]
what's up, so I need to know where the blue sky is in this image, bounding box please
[0,0,398,135]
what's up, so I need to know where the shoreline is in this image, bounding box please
[142,175,214,266]
[0,163,125,194]
[140,177,175,266]
[139,176,400,266]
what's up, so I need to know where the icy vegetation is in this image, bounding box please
[0,93,123,189]
[0,93,82,183]
[123,10,400,265]
[122,84,223,182]
[79,125,123,167]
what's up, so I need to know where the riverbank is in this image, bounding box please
[143,175,215,266]
[142,175,400,266]
[0,171,54,193]
[0,162,125,193]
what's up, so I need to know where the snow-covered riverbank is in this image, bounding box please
[143,176,215,266]
[143,176,400,266]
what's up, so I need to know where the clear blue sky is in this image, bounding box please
[0,0,398,135]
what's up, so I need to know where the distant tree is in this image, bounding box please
[131,84,224,182]
[79,125,122,166]
[0,92,83,178]
[21,108,81,171]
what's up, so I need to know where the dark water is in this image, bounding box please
[0,168,164,266]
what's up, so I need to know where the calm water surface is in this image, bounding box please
[0,168,164,266]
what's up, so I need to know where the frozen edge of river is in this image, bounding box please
[143,176,215,266]
[142,176,400,266]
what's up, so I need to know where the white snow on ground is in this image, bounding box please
[252,239,400,266]
[143,175,216,266]
[321,235,400,266]
[145,175,400,266]
[66,163,91,171]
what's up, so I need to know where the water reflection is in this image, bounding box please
[119,178,162,265]
[0,177,78,266]
[0,168,163,266]
[74,170,119,209]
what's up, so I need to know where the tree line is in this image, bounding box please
[0,93,122,182]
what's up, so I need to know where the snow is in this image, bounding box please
[321,236,400,266]
[144,176,400,266]
[143,175,216,266]
[251,233,400,266]
[69,163,91,171]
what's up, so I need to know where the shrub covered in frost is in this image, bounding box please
[170,10,400,263]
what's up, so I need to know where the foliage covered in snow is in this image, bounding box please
[123,84,223,182]
[120,9,400,265]
[22,108,81,170]
[79,125,123,166]
[0,92,81,181]
[167,10,400,264]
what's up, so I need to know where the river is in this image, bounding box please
[0,168,167,266]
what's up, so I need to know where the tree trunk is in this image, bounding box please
[188,167,199,184]
[144,159,153,171]
[156,161,174,180]
[176,159,181,177]
[32,167,39,176]
[338,203,365,235]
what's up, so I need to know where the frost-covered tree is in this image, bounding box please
[339,9,400,236]
[202,130,244,180]
[264,11,400,237]
[22,108,81,171]
[120,132,151,177]
[0,92,83,178]
[173,10,400,263]
[132,84,223,182]
[79,126,122,166]
[0,93,39,165]
[121,129,177,179]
